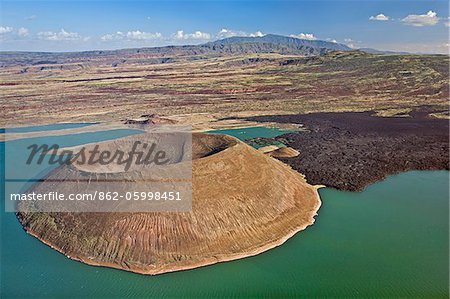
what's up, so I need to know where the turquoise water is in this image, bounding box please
[1,127,448,298]
[208,126,294,140]
[208,126,294,149]
[1,122,97,134]
[2,129,142,211]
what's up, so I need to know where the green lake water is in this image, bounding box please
[207,126,295,140]
[208,126,295,148]
[1,125,448,298]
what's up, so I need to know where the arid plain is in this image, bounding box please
[1,49,448,129]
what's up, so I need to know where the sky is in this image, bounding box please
[0,0,448,53]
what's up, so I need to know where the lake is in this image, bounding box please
[1,125,448,298]
[1,122,97,134]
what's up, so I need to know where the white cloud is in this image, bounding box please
[101,30,210,43]
[218,28,245,38]
[101,30,162,41]
[402,11,439,26]
[217,28,265,39]
[0,26,13,34]
[100,32,123,41]
[189,31,211,39]
[445,17,450,27]
[0,26,30,40]
[38,29,87,41]
[173,30,211,40]
[289,33,317,40]
[326,38,338,43]
[126,30,162,40]
[249,31,264,37]
[218,28,230,36]
[17,27,29,37]
[174,30,184,39]
[344,38,354,48]
[370,14,390,21]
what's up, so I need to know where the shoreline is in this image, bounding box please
[18,169,450,276]
[16,134,323,275]
[0,111,302,141]
[12,109,448,275]
[22,191,321,275]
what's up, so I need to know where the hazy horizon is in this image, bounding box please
[1,0,448,54]
[0,33,447,55]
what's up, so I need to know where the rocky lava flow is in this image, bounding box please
[239,110,449,191]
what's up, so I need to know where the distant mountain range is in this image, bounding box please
[204,34,351,55]
[0,34,409,67]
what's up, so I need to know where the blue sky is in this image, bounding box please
[0,0,448,53]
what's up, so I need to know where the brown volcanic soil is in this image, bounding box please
[239,110,449,191]
[17,133,321,275]
[1,52,448,127]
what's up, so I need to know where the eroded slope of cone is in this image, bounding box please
[17,133,321,274]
